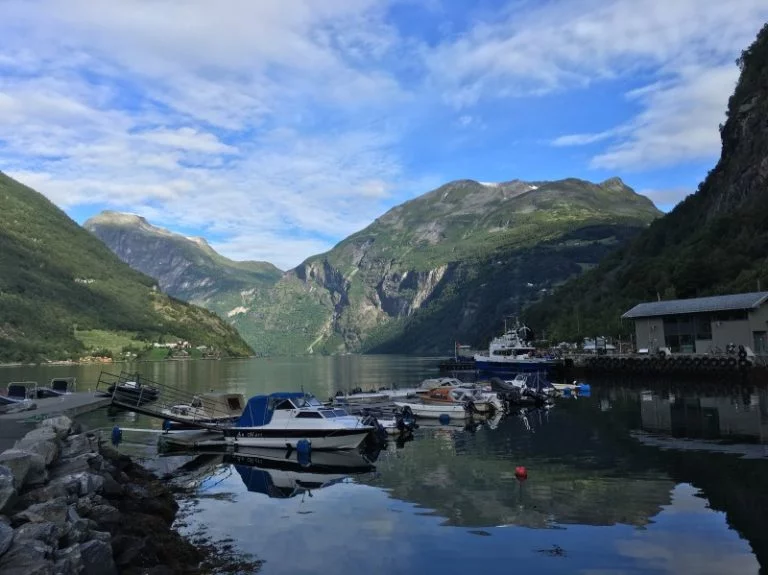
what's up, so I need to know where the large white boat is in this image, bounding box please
[474,319,558,374]
[223,392,374,450]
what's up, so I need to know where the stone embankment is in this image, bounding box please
[0,415,212,574]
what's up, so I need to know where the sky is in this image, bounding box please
[1,1,766,270]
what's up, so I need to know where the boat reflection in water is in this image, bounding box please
[223,447,377,499]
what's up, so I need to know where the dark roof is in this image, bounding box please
[622,292,768,319]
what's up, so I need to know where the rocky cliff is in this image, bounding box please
[525,23,768,341]
[85,212,282,305]
[91,177,659,355]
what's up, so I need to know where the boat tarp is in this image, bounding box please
[237,392,307,428]
[234,465,295,498]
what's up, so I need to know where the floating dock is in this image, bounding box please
[0,392,112,450]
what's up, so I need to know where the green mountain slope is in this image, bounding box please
[92,177,659,355]
[85,211,282,320]
[0,172,253,362]
[525,23,768,342]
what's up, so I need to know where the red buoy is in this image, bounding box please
[515,466,528,481]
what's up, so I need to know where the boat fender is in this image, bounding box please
[438,413,451,425]
[514,466,528,481]
[162,419,172,432]
[111,425,122,447]
[296,439,312,467]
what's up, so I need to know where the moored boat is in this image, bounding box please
[393,400,472,419]
[474,318,559,374]
[223,392,374,450]
[421,386,492,413]
[162,392,246,430]
[107,379,160,404]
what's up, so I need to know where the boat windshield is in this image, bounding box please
[320,410,337,418]
[333,409,348,417]
[293,395,323,408]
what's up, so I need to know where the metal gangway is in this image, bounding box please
[95,370,238,432]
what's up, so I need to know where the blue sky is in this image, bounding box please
[1,0,766,269]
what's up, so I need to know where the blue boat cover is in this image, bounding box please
[234,465,295,498]
[237,392,306,428]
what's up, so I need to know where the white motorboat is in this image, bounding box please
[224,392,374,450]
[393,401,472,419]
[162,392,246,430]
[420,386,493,413]
[332,377,492,408]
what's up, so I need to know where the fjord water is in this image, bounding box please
[4,357,768,574]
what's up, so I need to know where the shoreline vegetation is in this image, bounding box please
[0,414,261,574]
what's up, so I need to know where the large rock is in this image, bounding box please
[79,539,117,575]
[15,435,60,467]
[13,497,68,526]
[50,453,102,478]
[60,434,98,459]
[86,503,121,525]
[0,521,13,557]
[0,465,16,513]
[100,472,123,497]
[0,450,33,489]
[13,521,59,546]
[40,416,73,440]
[0,540,54,575]
[53,544,82,575]
[45,472,104,499]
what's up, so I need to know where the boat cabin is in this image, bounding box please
[237,392,350,427]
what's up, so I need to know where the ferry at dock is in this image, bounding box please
[474,319,559,374]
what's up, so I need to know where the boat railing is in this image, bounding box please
[95,370,239,431]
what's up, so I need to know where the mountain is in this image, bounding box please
[90,177,659,355]
[524,23,768,342]
[0,171,253,363]
[84,211,282,309]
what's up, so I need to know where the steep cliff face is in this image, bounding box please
[525,23,768,341]
[85,211,282,310]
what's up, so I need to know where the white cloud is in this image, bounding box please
[428,0,768,168]
[0,0,766,267]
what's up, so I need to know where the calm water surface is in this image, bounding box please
[3,356,768,574]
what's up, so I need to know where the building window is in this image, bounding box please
[754,332,767,354]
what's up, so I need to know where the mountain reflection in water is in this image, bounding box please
[164,384,768,575]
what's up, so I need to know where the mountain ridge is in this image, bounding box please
[89,175,660,355]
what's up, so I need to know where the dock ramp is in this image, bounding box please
[95,370,236,431]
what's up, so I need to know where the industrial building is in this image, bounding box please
[622,292,768,355]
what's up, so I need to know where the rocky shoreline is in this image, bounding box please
[0,415,260,574]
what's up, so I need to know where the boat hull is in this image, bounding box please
[394,401,471,419]
[223,427,372,450]
[474,358,558,373]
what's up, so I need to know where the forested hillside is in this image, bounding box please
[525,23,768,342]
[0,171,253,362]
